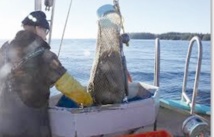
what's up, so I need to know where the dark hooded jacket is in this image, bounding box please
[0,30,66,137]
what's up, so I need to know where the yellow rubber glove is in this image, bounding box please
[55,72,93,107]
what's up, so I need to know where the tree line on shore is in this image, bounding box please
[128,32,210,41]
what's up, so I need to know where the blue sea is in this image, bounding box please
[0,39,211,106]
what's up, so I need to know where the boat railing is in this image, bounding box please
[153,38,160,131]
[181,36,202,114]
[154,38,160,87]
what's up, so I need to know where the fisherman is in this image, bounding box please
[0,10,92,137]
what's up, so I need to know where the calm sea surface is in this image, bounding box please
[0,39,211,106]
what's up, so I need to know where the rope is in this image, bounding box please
[57,0,73,57]
[113,0,125,33]
[113,0,129,46]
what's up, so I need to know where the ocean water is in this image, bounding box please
[50,39,211,107]
[0,39,211,106]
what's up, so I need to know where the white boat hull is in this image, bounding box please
[49,82,159,137]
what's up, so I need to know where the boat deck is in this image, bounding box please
[100,105,210,137]
[49,89,210,137]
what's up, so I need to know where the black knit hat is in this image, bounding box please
[22,11,49,29]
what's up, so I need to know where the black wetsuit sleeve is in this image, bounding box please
[42,49,67,86]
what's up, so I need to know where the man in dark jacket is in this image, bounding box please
[0,11,92,137]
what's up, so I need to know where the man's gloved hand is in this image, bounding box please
[55,72,93,107]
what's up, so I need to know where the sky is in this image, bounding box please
[0,0,211,39]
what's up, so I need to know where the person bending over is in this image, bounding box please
[0,10,92,137]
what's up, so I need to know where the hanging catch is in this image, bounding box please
[88,4,128,105]
[44,0,53,11]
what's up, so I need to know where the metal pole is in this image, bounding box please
[154,38,160,87]
[153,38,160,131]
[35,0,42,11]
[48,0,56,45]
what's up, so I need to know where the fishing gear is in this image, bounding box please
[88,1,131,104]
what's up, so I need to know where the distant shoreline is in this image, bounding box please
[0,32,211,41]
[128,32,210,41]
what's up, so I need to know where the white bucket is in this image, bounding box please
[182,115,210,137]
[97,4,116,18]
